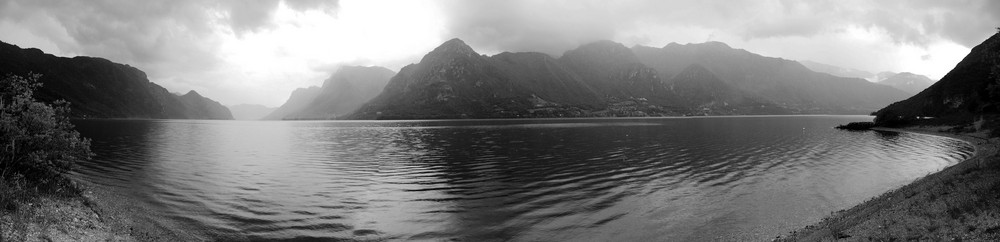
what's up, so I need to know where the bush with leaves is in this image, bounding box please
[1,73,92,185]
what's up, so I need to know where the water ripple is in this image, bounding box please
[71,116,973,241]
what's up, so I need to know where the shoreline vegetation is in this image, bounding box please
[1,73,188,241]
[0,73,133,241]
[780,125,1000,241]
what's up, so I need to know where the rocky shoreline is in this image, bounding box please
[0,179,199,241]
[780,126,1000,241]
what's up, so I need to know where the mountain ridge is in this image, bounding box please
[878,72,935,95]
[632,42,910,113]
[0,40,233,119]
[340,38,909,119]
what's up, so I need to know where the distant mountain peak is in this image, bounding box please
[183,90,202,97]
[428,38,478,57]
[893,72,925,78]
[878,72,934,94]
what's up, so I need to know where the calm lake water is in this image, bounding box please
[72,116,973,241]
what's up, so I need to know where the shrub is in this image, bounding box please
[0,73,92,185]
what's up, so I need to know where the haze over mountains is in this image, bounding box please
[263,66,395,120]
[798,60,877,81]
[798,60,936,95]
[263,86,322,120]
[228,104,277,120]
[0,41,232,119]
[875,72,936,95]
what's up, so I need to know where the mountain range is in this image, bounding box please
[0,41,232,119]
[798,60,935,95]
[876,72,935,95]
[330,39,910,119]
[798,60,877,81]
[0,36,922,121]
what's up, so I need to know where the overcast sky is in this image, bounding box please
[1,0,997,107]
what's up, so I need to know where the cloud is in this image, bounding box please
[438,0,619,56]
[438,0,1000,54]
[0,0,340,79]
[284,0,340,13]
[224,0,282,34]
[0,0,993,106]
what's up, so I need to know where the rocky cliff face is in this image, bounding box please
[875,33,1000,124]
[0,40,232,119]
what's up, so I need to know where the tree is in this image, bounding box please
[0,73,91,184]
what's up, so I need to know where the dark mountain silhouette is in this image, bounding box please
[262,86,322,120]
[277,66,396,120]
[351,39,689,119]
[353,39,544,119]
[878,72,935,95]
[228,104,276,120]
[0,40,232,119]
[173,90,233,119]
[875,33,1000,125]
[632,42,910,113]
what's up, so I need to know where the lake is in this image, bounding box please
[71,116,973,241]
